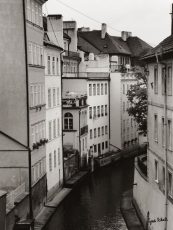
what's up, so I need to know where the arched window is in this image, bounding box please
[64,113,73,130]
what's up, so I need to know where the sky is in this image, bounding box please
[44,0,173,47]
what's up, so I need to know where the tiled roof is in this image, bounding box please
[78,30,152,58]
[127,36,152,57]
[143,35,173,59]
[78,31,130,55]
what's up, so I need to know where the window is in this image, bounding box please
[94,145,97,153]
[168,120,172,150]
[49,153,52,171]
[97,106,100,117]
[101,105,104,116]
[102,142,104,150]
[57,118,60,136]
[53,88,56,107]
[105,126,108,134]
[54,150,57,168]
[105,141,108,149]
[90,129,92,139]
[98,127,100,137]
[162,67,166,95]
[102,126,104,136]
[167,66,172,95]
[97,84,100,95]
[168,171,172,197]
[162,117,165,147]
[27,0,31,21]
[28,43,33,64]
[89,107,92,119]
[162,167,165,191]
[93,84,96,96]
[30,85,34,107]
[94,128,96,138]
[47,56,51,75]
[154,160,158,182]
[105,83,108,95]
[64,113,73,130]
[154,114,158,142]
[58,148,60,165]
[154,67,158,94]
[123,102,125,112]
[53,119,56,138]
[49,121,52,140]
[93,106,96,118]
[57,87,60,105]
[52,57,55,75]
[89,84,92,96]
[123,84,125,94]
[40,47,43,66]
[105,105,108,116]
[48,88,51,108]
[82,139,84,151]
[56,58,59,75]
[101,83,104,95]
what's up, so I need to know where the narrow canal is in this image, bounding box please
[45,159,134,230]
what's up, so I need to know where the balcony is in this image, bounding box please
[80,125,88,136]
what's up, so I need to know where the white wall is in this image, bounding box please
[45,47,63,191]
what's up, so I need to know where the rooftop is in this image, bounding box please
[142,34,173,60]
[78,30,151,57]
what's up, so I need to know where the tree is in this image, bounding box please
[126,66,147,135]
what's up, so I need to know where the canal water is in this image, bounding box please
[44,159,134,230]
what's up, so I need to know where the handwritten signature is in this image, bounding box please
[148,217,168,225]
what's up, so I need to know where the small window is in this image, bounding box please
[64,113,73,130]
[154,160,158,182]
[89,84,92,96]
[90,129,92,139]
[49,153,52,171]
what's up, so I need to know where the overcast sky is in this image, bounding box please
[44,0,173,47]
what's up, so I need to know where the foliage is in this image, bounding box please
[126,66,148,135]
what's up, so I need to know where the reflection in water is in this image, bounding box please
[45,159,134,230]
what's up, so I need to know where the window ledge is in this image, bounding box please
[28,64,45,69]
[30,104,46,111]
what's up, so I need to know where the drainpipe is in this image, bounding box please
[79,109,81,169]
[60,50,65,185]
[108,75,111,153]
[22,0,33,220]
[163,63,168,230]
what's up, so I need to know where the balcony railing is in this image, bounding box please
[6,183,26,210]
[80,125,88,135]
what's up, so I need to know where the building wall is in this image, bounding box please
[0,0,27,145]
[44,46,63,192]
[110,73,121,149]
[63,110,79,150]
[87,80,109,157]
[134,60,173,230]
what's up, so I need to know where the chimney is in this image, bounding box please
[121,31,132,41]
[47,15,64,48]
[101,23,107,39]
